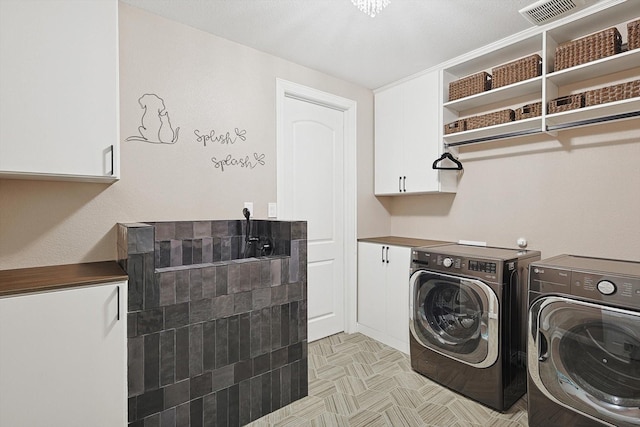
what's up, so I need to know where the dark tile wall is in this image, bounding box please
[117,220,307,426]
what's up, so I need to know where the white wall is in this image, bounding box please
[0,3,388,270]
[1,2,638,270]
[388,119,640,261]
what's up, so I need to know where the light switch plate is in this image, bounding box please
[268,202,277,218]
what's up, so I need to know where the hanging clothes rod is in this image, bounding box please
[445,111,640,148]
[444,129,539,148]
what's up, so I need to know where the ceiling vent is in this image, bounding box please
[519,0,597,25]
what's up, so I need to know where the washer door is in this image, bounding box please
[528,296,640,427]
[409,270,499,368]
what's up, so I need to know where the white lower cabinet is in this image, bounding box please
[0,282,127,427]
[357,242,411,353]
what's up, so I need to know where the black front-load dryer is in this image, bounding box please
[409,244,540,411]
[528,255,640,427]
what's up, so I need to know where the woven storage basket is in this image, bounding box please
[584,80,640,107]
[628,19,640,51]
[554,27,622,71]
[492,54,542,88]
[515,102,543,120]
[444,119,466,135]
[466,109,514,130]
[448,71,492,101]
[548,94,584,114]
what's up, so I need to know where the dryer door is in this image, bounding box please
[409,270,499,368]
[528,296,640,427]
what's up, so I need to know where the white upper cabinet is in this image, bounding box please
[375,70,458,196]
[0,0,119,181]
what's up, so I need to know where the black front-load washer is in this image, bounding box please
[409,244,540,411]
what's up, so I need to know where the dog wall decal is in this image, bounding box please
[126,93,180,144]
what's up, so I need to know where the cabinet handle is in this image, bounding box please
[386,246,390,263]
[117,285,120,321]
[381,246,385,263]
[110,145,114,176]
[403,176,407,192]
[398,176,402,192]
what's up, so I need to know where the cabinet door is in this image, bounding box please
[375,71,452,195]
[0,282,127,426]
[385,245,411,347]
[402,71,442,193]
[0,0,119,181]
[357,242,387,332]
[374,85,404,195]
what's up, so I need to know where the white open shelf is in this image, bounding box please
[440,0,640,148]
[444,77,543,112]
[443,117,542,145]
[547,49,640,86]
[546,97,640,128]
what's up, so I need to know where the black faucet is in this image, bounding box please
[243,208,258,257]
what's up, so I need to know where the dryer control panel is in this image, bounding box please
[572,271,640,309]
[530,255,640,311]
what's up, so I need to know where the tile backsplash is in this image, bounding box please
[117,220,307,426]
[149,220,295,268]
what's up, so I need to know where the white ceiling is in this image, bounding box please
[120,0,540,89]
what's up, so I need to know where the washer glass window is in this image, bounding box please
[410,271,499,367]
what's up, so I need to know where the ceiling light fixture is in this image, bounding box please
[351,0,390,18]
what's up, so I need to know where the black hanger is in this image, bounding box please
[432,152,463,170]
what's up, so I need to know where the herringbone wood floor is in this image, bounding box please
[247,332,528,426]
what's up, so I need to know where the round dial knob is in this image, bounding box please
[443,257,453,268]
[597,280,616,295]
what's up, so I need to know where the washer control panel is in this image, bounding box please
[468,260,497,274]
[411,251,504,282]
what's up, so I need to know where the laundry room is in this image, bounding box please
[0,0,639,426]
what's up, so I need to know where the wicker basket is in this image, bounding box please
[492,54,542,88]
[448,72,492,101]
[547,94,584,114]
[515,102,543,120]
[466,109,514,130]
[584,80,640,107]
[554,27,622,71]
[628,19,640,51]
[444,119,466,135]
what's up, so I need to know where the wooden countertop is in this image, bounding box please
[0,261,127,297]
[358,236,452,248]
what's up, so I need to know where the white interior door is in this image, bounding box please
[277,79,357,342]
[282,95,345,341]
